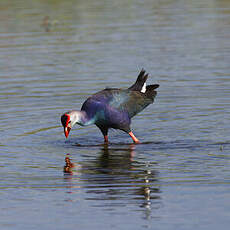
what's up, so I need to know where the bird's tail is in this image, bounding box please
[145,84,159,101]
[129,69,148,92]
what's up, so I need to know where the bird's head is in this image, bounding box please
[61,111,84,138]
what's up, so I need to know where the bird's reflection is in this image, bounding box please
[63,144,161,219]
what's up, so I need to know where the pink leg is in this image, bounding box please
[129,132,140,144]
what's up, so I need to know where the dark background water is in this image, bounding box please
[1,0,230,229]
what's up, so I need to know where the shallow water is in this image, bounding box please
[1,0,230,229]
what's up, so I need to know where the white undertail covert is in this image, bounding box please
[141,83,146,93]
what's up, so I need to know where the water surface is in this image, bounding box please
[1,0,230,229]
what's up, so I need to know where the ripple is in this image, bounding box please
[1,1,230,229]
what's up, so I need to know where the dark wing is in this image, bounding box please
[113,89,157,118]
[93,88,157,118]
[87,88,119,105]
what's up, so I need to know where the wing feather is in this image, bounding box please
[94,89,153,118]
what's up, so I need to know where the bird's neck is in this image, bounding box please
[72,111,95,126]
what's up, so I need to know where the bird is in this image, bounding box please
[61,69,159,144]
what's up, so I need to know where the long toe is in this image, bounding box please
[129,131,140,144]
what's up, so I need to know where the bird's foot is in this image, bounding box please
[134,139,141,144]
[129,132,141,144]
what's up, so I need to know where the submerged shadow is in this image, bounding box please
[63,144,161,219]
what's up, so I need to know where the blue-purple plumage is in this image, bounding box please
[81,84,158,133]
[81,89,131,132]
